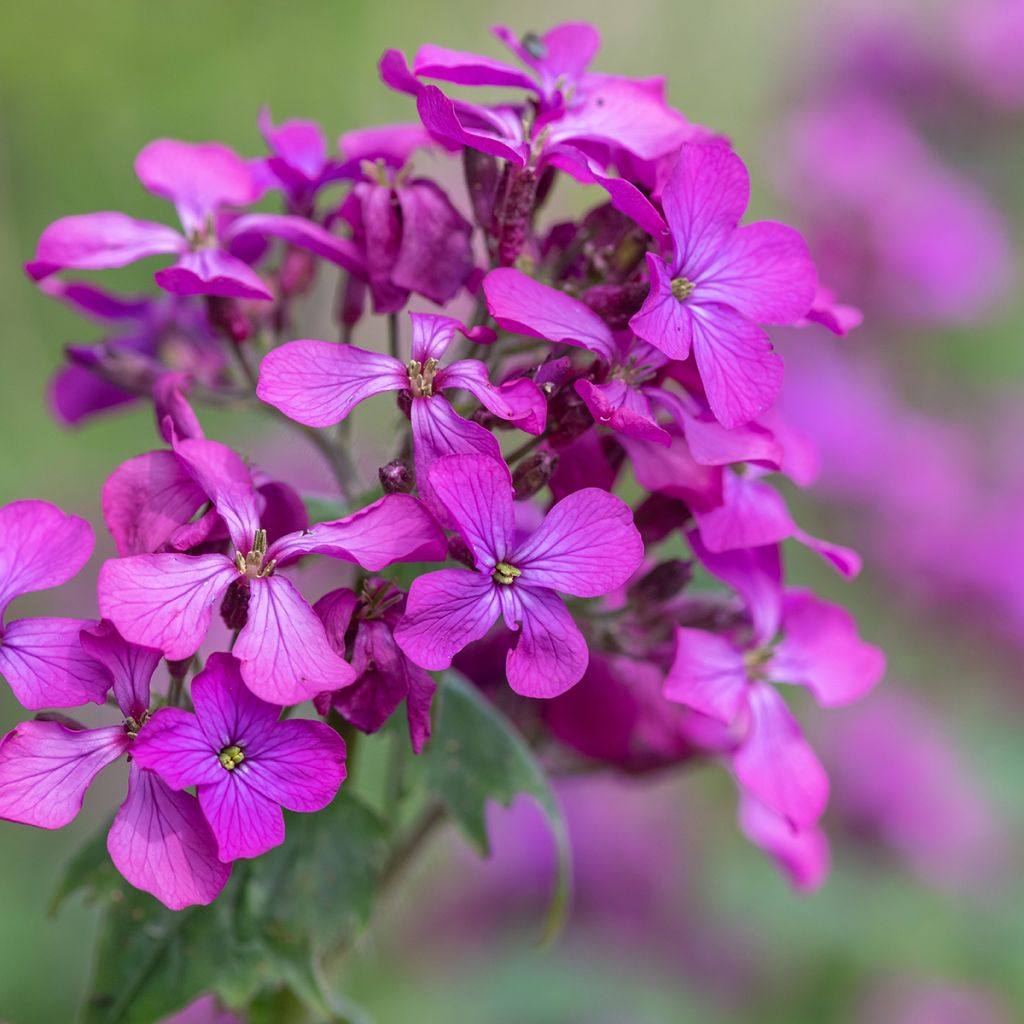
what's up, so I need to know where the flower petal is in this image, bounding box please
[483,268,617,362]
[503,586,589,698]
[155,249,272,301]
[628,254,693,360]
[98,553,236,661]
[663,627,748,724]
[244,718,346,812]
[226,213,365,274]
[190,652,280,751]
[130,708,223,789]
[26,213,185,279]
[256,339,406,428]
[108,764,230,909]
[733,682,829,829]
[692,473,795,553]
[427,453,514,566]
[575,379,671,445]
[0,721,127,828]
[0,499,94,614]
[413,43,539,91]
[198,775,285,862]
[0,618,111,710]
[738,791,829,892]
[394,568,500,671]
[234,576,354,704]
[512,488,644,597]
[415,86,527,164]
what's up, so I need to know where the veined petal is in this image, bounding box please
[0,722,127,828]
[0,618,111,710]
[413,43,539,91]
[733,683,829,829]
[257,339,406,428]
[394,568,500,671]
[234,576,354,704]
[621,434,722,510]
[692,473,795,553]
[689,302,783,429]
[512,487,643,598]
[437,359,546,432]
[416,86,527,164]
[198,775,284,862]
[98,553,236,661]
[0,500,94,614]
[102,450,207,556]
[575,379,671,445]
[483,268,617,362]
[135,140,258,236]
[190,651,281,751]
[771,591,885,707]
[503,586,589,698]
[628,254,694,360]
[155,249,272,301]
[226,213,365,274]
[268,493,446,569]
[109,766,229,909]
[411,400,504,527]
[663,627,748,724]
[171,436,262,555]
[130,708,223,789]
[663,141,749,273]
[243,719,346,812]
[427,454,514,566]
[409,312,473,363]
[26,213,185,280]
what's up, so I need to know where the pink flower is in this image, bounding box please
[394,453,644,697]
[629,141,817,428]
[132,653,346,862]
[664,589,885,829]
[98,436,446,704]
[0,500,109,710]
[313,582,436,754]
[26,139,363,300]
[257,312,545,515]
[0,622,228,909]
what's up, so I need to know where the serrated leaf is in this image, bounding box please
[421,672,573,940]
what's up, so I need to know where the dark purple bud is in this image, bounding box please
[547,390,594,447]
[220,579,251,631]
[379,459,415,494]
[628,559,693,605]
[396,390,413,419]
[166,656,194,680]
[633,494,692,545]
[512,450,559,500]
[580,281,650,330]
[279,247,317,297]
[492,165,538,267]
[447,534,476,568]
[463,147,502,230]
[205,295,251,343]
[470,407,500,430]
[338,273,366,329]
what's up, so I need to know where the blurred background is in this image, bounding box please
[1,0,1022,1021]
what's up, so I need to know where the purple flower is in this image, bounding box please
[27,139,363,301]
[664,589,885,828]
[313,582,436,754]
[393,453,644,697]
[98,436,446,704]
[132,653,346,861]
[257,312,545,515]
[0,622,229,908]
[629,140,817,428]
[0,500,110,709]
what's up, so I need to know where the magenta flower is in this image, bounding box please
[737,791,829,892]
[257,312,545,513]
[0,500,109,710]
[394,454,644,697]
[98,436,446,704]
[629,140,817,428]
[0,621,229,909]
[664,589,885,828]
[313,582,436,753]
[132,653,347,862]
[27,139,363,301]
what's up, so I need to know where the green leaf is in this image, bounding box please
[49,818,119,914]
[80,791,389,1024]
[421,672,573,941]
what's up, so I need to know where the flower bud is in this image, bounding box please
[205,295,251,343]
[628,559,693,605]
[447,534,476,568]
[580,281,650,330]
[512,451,559,500]
[547,390,594,447]
[463,147,502,229]
[492,165,539,267]
[379,459,415,494]
[220,579,251,631]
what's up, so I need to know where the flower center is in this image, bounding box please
[743,646,773,679]
[234,529,276,580]
[407,358,440,398]
[671,277,695,302]
[124,710,150,740]
[493,562,522,586]
[218,744,245,771]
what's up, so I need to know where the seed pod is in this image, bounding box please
[220,579,251,631]
[513,450,559,500]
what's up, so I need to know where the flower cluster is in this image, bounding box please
[1,19,882,909]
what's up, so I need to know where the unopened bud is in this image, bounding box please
[220,579,251,631]
[279,248,317,296]
[580,281,650,330]
[463,148,502,230]
[379,459,415,494]
[547,392,594,447]
[166,656,194,680]
[512,450,559,500]
[205,296,252,343]
[628,559,693,605]
[447,534,476,568]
